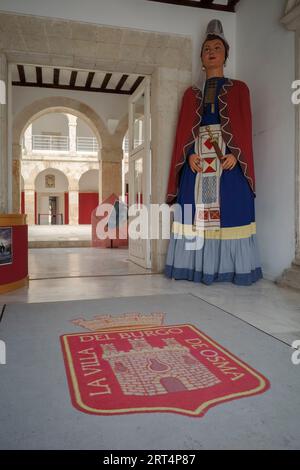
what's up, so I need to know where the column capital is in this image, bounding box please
[69,185,79,192]
[65,113,78,125]
[24,186,35,192]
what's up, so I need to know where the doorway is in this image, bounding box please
[128,77,151,269]
[49,196,59,225]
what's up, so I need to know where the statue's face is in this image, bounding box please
[201,38,226,70]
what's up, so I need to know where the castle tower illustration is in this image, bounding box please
[101,337,221,396]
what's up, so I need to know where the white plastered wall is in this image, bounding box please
[236,0,295,280]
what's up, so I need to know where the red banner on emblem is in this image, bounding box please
[60,324,270,417]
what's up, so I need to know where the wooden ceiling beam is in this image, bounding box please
[146,0,239,13]
[116,74,129,91]
[36,66,42,85]
[69,70,78,87]
[17,64,26,84]
[85,71,95,89]
[11,81,132,95]
[100,73,112,90]
[53,68,60,86]
[13,66,145,95]
[129,76,145,94]
[199,0,214,7]
[227,0,240,10]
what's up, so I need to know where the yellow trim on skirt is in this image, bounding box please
[172,222,257,240]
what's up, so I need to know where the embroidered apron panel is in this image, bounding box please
[194,124,225,230]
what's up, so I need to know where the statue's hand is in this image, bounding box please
[221,154,238,170]
[188,154,203,174]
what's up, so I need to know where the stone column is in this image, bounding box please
[67,114,77,154]
[150,67,192,272]
[17,125,32,214]
[0,51,8,213]
[12,143,22,213]
[24,186,35,225]
[278,7,300,289]
[99,146,122,202]
[69,184,79,225]
[24,124,32,154]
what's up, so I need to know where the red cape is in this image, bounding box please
[166,79,256,204]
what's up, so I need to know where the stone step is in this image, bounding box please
[29,240,91,248]
[277,265,300,291]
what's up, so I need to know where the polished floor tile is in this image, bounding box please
[29,225,91,241]
[1,248,300,347]
[29,247,149,279]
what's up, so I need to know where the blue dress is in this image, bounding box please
[165,77,263,286]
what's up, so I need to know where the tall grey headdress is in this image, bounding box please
[203,19,229,49]
[194,19,229,90]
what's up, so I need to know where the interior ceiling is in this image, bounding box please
[147,0,240,12]
[11,2,240,94]
[12,64,145,96]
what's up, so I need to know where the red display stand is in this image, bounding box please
[0,214,28,293]
[91,193,128,248]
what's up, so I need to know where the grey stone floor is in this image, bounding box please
[1,247,300,346]
[1,293,300,450]
[29,225,92,242]
[28,247,149,279]
[1,248,300,450]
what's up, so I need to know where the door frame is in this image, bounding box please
[128,76,151,269]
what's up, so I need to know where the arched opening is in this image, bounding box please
[20,106,102,228]
[16,100,103,157]
[35,169,69,225]
[12,86,153,278]
[78,170,99,224]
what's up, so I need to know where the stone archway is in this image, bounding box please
[78,170,100,224]
[13,97,110,216]
[21,156,100,226]
[34,168,69,225]
[1,11,192,271]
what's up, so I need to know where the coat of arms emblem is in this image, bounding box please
[61,321,269,417]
